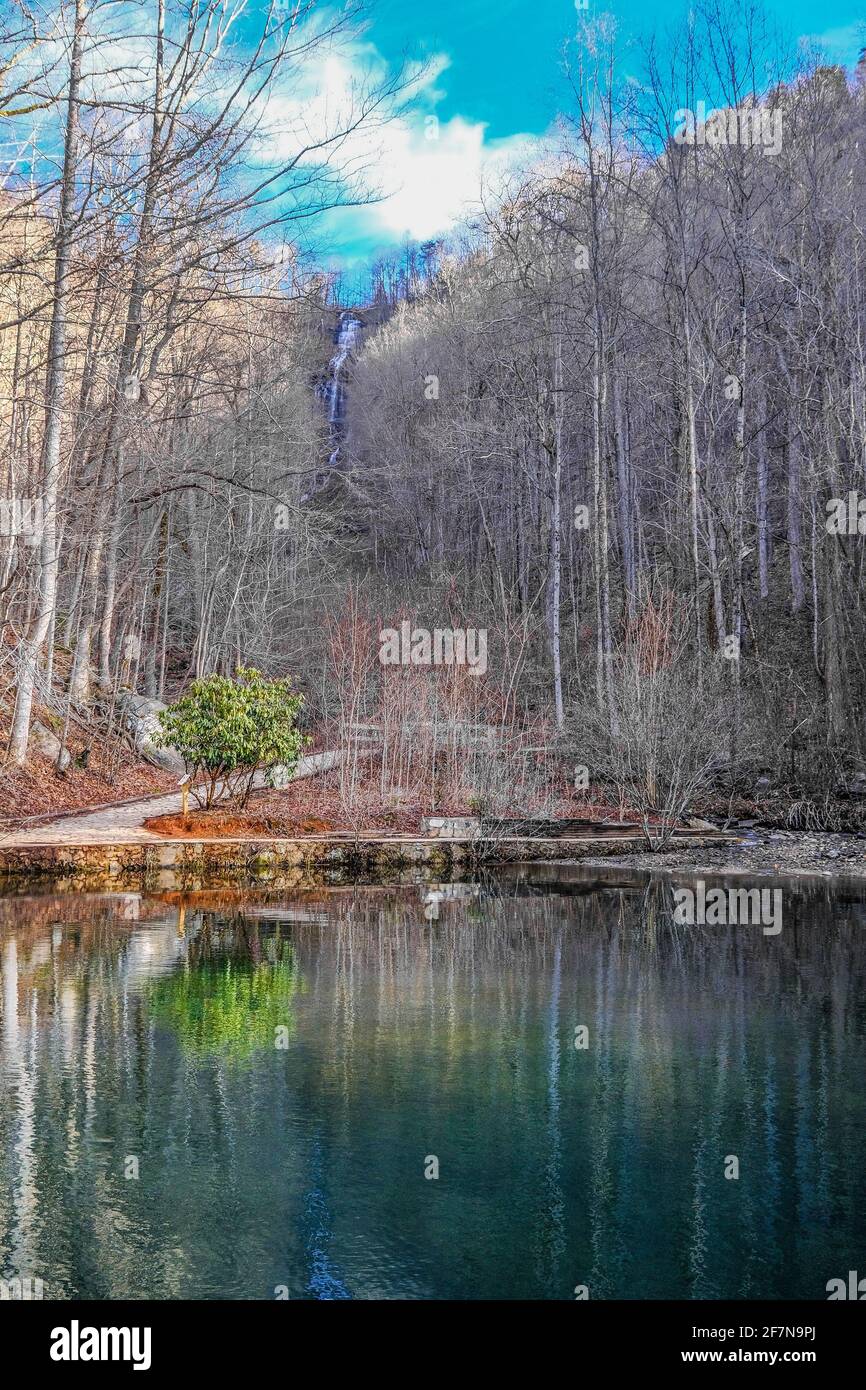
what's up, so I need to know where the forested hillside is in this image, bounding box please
[309,18,866,819]
[1,1,864,827]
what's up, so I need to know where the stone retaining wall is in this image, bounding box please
[0,834,735,892]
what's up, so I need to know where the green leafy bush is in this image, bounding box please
[156,666,308,807]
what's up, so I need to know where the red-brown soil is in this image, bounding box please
[144,809,336,838]
[140,776,644,839]
[143,779,439,838]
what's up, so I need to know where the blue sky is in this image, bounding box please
[366,0,864,140]
[296,0,865,273]
[3,1,862,279]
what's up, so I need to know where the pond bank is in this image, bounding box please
[0,831,738,891]
[581,827,866,878]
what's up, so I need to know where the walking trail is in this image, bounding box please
[0,751,342,848]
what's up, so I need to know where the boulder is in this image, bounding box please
[29,720,71,773]
[118,692,185,774]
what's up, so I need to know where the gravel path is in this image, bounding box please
[0,751,343,847]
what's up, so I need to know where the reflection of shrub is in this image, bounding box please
[148,949,302,1061]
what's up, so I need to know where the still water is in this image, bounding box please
[1,869,864,1300]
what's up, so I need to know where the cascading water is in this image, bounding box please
[305,311,363,500]
[327,312,362,428]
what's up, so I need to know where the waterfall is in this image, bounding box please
[305,311,363,501]
[327,312,362,428]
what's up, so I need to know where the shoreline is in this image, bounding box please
[0,827,863,891]
[580,828,866,879]
[0,830,735,891]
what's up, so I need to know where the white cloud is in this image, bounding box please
[359,113,536,242]
[6,1,540,258]
[259,31,540,248]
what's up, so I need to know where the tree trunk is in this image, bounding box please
[7,0,85,764]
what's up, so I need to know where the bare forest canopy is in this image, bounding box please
[0,0,864,822]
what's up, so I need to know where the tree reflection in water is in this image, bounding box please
[0,870,864,1299]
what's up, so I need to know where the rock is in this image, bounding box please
[685,816,716,831]
[29,720,71,772]
[118,693,185,774]
[422,815,481,840]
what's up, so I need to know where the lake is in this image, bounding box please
[1,868,864,1300]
